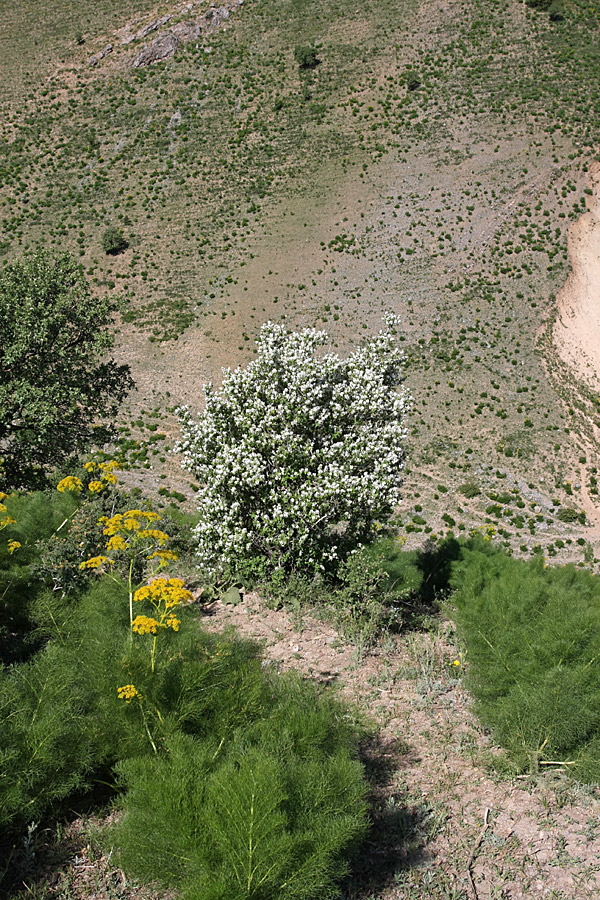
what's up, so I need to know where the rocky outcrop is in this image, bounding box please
[89,0,245,71]
[135,14,172,42]
[88,43,113,66]
[132,32,179,68]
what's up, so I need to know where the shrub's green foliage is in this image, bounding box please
[451,543,600,781]
[0,489,80,663]
[1,488,368,900]
[332,539,422,650]
[294,44,319,70]
[101,225,129,256]
[0,251,132,488]
[110,699,367,900]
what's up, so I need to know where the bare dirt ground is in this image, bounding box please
[553,162,600,392]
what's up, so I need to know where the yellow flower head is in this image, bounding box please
[132,615,160,635]
[88,480,104,494]
[165,613,181,632]
[84,461,97,472]
[57,476,83,493]
[0,492,7,502]
[79,555,114,570]
[7,540,21,554]
[0,515,16,530]
[147,549,179,562]
[134,577,193,609]
[117,684,143,703]
[137,528,170,544]
[107,534,128,552]
[452,659,461,667]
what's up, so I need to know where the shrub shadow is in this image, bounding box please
[341,733,430,898]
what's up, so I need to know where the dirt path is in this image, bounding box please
[553,161,600,390]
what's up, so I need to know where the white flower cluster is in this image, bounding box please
[176,314,409,577]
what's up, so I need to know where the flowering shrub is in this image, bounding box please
[177,316,409,579]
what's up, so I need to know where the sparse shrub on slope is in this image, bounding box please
[450,542,600,782]
[177,316,408,581]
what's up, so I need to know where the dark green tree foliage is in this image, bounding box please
[294,44,319,70]
[0,489,79,663]
[101,225,129,255]
[0,251,132,487]
[451,543,600,781]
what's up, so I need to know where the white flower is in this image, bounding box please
[175,317,409,577]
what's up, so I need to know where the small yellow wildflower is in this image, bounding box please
[452,659,461,667]
[84,461,97,472]
[0,515,16,530]
[137,528,170,544]
[79,555,114,570]
[165,613,181,632]
[88,480,104,493]
[57,476,83,493]
[107,534,128,552]
[7,540,21,554]
[134,577,193,608]
[147,549,179,562]
[132,615,161,635]
[0,492,7,502]
[117,684,143,703]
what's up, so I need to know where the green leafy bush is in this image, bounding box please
[331,539,422,650]
[0,251,132,487]
[110,687,367,900]
[101,225,129,255]
[450,542,600,781]
[294,44,319,70]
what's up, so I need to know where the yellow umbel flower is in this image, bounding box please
[165,613,181,632]
[132,615,161,635]
[7,540,21,554]
[134,577,193,608]
[57,476,83,493]
[79,555,114,570]
[88,480,104,493]
[107,534,128,552]
[117,684,143,703]
[147,549,179,562]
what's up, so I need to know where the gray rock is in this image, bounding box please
[88,55,98,67]
[135,13,172,41]
[98,43,113,59]
[132,32,179,68]
[171,21,202,41]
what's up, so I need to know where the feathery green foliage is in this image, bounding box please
[1,487,368,900]
[451,542,600,781]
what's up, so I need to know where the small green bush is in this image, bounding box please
[102,225,129,255]
[458,481,480,499]
[294,44,319,71]
[451,543,600,781]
